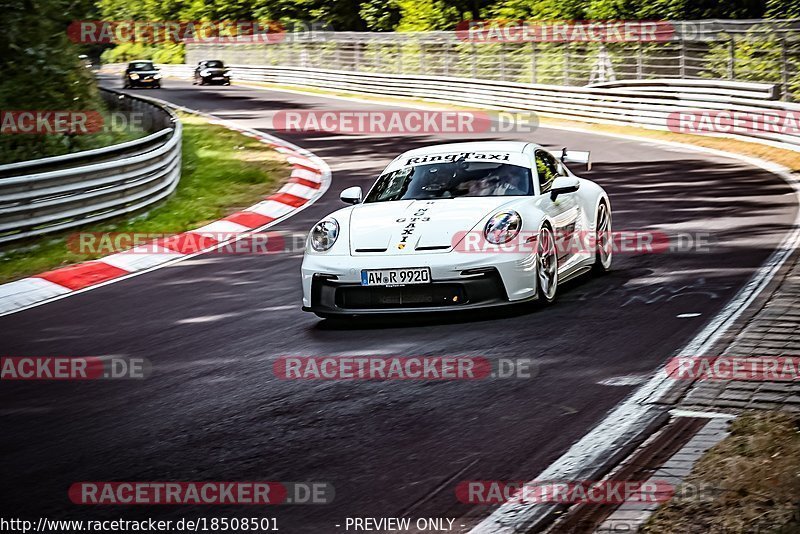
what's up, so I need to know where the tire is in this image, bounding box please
[536,224,559,304]
[592,201,613,274]
[154,83,161,89]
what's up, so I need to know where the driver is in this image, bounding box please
[460,165,529,196]
[487,166,528,195]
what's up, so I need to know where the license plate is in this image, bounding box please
[361,267,430,286]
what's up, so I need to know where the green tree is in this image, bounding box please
[0,0,107,162]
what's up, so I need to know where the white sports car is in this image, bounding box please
[301,141,612,317]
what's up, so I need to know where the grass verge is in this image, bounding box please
[641,412,800,534]
[0,112,290,283]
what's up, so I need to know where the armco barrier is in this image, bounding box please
[0,88,181,244]
[139,63,799,153]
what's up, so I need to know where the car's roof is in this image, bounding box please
[199,59,224,62]
[398,141,539,159]
[130,59,153,63]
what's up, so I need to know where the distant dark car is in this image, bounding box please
[193,60,231,86]
[123,60,161,89]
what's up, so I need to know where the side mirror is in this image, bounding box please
[561,148,591,171]
[550,176,580,201]
[340,186,363,204]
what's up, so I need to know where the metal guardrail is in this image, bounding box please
[151,63,797,152]
[0,88,182,244]
[203,65,798,148]
[185,21,800,100]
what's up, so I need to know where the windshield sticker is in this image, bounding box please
[405,152,511,166]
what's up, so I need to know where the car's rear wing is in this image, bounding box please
[561,148,591,171]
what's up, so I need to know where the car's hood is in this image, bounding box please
[129,70,159,76]
[348,197,517,255]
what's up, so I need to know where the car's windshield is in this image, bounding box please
[130,62,155,71]
[364,161,533,203]
[205,60,224,68]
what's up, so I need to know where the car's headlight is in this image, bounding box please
[200,69,211,77]
[153,73,162,80]
[129,73,139,80]
[484,211,522,245]
[310,219,339,251]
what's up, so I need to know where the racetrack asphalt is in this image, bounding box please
[0,77,797,532]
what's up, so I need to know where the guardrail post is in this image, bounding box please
[564,44,571,86]
[355,41,361,72]
[637,43,643,79]
[782,37,790,101]
[500,43,506,80]
[397,42,403,74]
[420,40,426,74]
[530,41,537,84]
[728,36,735,79]
[679,38,686,78]
[471,43,477,79]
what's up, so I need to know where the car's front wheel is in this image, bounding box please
[536,224,558,304]
[593,201,613,274]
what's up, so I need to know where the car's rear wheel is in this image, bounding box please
[536,224,558,304]
[593,201,613,274]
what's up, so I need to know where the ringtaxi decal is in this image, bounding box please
[405,152,511,166]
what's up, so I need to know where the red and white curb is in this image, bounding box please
[0,105,331,317]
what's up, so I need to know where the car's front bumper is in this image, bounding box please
[301,251,538,315]
[201,75,230,84]
[129,77,159,86]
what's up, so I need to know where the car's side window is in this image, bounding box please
[534,150,562,194]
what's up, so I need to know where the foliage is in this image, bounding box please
[0,0,114,161]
